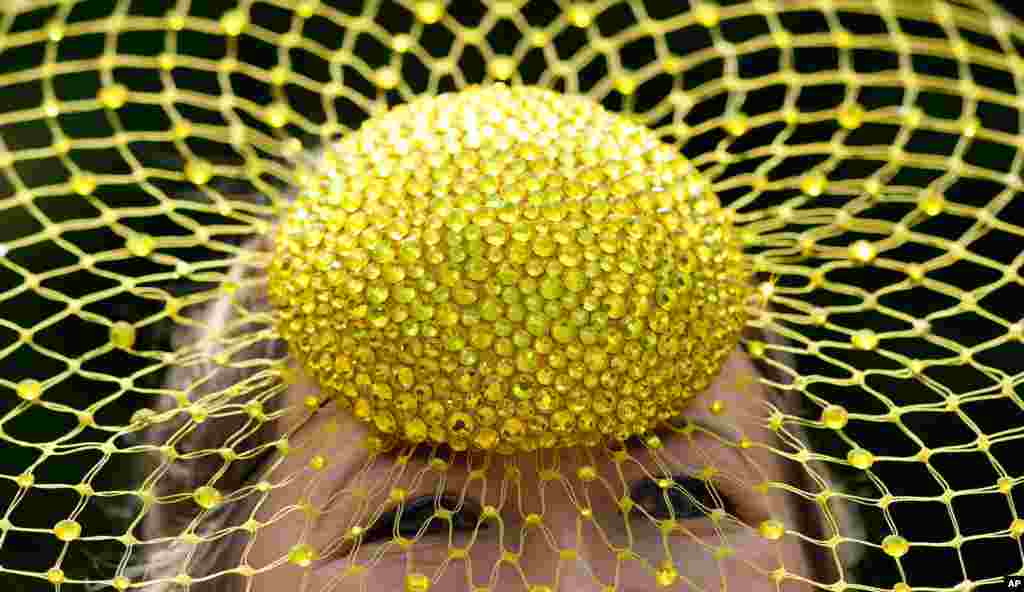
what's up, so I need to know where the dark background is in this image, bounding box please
[1,0,1023,589]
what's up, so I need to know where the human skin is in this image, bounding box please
[236,348,819,591]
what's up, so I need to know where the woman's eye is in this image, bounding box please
[362,495,485,545]
[629,475,727,521]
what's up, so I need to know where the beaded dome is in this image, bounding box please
[269,84,752,452]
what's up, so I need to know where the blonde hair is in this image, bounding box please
[137,234,287,591]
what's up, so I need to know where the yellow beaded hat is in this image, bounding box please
[1,1,1023,591]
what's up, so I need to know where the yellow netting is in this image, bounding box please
[0,1,1022,591]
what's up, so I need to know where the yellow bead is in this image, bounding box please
[126,234,155,257]
[375,68,400,89]
[576,466,598,482]
[821,405,849,430]
[758,519,785,540]
[474,427,498,450]
[693,3,720,27]
[614,76,637,95]
[374,411,397,433]
[110,322,136,349]
[265,103,289,128]
[849,240,876,264]
[963,117,980,138]
[500,417,525,440]
[15,472,34,488]
[852,329,879,350]
[919,191,945,216]
[654,562,678,587]
[53,519,82,541]
[392,34,414,52]
[1010,518,1024,537]
[193,486,223,509]
[185,160,214,185]
[269,67,285,87]
[288,543,318,567]
[892,584,911,592]
[47,568,65,584]
[551,321,577,344]
[801,172,827,197]
[864,177,882,196]
[724,114,749,136]
[112,576,131,590]
[838,103,865,129]
[46,23,64,41]
[309,455,326,471]
[99,84,128,109]
[282,138,303,157]
[902,107,923,127]
[405,418,428,442]
[16,379,42,401]
[407,573,431,592]
[159,50,182,69]
[71,174,97,196]
[173,121,192,139]
[847,448,875,470]
[220,9,248,36]
[881,534,909,558]
[489,58,516,81]
[414,1,444,24]
[567,4,592,27]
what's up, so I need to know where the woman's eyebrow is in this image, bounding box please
[683,415,745,443]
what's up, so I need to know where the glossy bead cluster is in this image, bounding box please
[269,85,752,452]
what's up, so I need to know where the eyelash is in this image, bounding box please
[358,475,735,546]
[361,495,487,545]
[628,474,737,522]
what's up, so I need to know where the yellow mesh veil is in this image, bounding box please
[1,1,1023,591]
